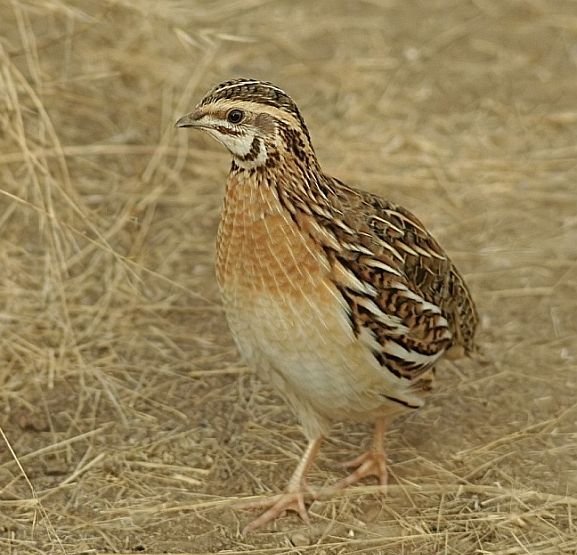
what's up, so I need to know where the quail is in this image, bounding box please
[176,78,478,532]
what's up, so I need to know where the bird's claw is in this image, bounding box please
[239,490,312,533]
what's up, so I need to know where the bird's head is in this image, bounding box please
[176,78,317,170]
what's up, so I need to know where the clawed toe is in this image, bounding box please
[331,418,390,490]
[332,450,388,490]
[241,491,312,533]
[240,438,322,533]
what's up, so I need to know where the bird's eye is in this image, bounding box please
[227,109,244,124]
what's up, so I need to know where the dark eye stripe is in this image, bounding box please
[215,125,242,136]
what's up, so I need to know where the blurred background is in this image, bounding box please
[1,1,576,553]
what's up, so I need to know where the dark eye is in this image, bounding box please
[227,109,244,124]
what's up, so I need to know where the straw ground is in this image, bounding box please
[1,1,576,553]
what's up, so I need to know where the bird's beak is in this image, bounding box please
[175,111,203,129]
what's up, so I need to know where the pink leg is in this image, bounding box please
[240,437,322,533]
[332,417,389,489]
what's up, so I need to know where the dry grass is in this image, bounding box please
[1,0,576,553]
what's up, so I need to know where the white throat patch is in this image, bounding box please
[234,139,268,169]
[200,116,269,168]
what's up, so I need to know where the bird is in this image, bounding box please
[176,78,478,533]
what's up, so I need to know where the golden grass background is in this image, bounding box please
[1,0,576,553]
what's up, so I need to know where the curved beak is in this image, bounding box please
[175,110,203,129]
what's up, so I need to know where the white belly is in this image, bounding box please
[221,280,407,438]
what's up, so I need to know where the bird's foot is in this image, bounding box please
[238,437,322,533]
[238,489,312,533]
[332,450,388,490]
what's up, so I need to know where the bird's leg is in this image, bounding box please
[240,436,322,533]
[332,417,389,489]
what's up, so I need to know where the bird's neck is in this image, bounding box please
[228,148,336,224]
[230,138,321,179]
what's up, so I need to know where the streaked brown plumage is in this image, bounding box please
[176,78,478,532]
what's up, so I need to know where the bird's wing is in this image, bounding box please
[320,182,478,382]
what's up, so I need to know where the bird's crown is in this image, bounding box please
[199,78,301,119]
